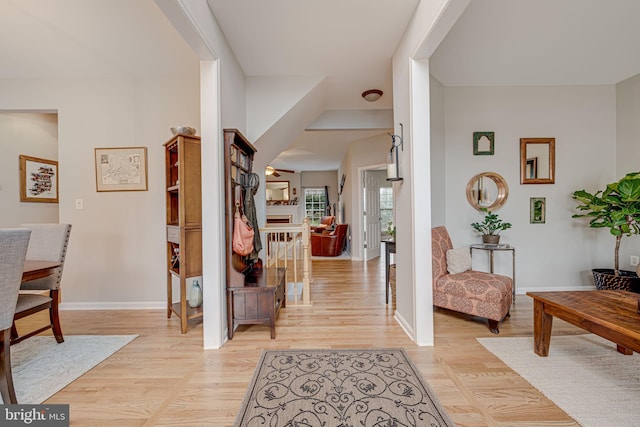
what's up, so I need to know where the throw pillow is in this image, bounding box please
[446,247,472,274]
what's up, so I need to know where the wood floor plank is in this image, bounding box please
[15,257,580,426]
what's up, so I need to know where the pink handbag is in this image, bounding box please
[232,202,254,256]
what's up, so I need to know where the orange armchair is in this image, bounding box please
[310,216,335,233]
[311,224,348,257]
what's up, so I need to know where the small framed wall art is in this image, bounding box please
[94,146,148,192]
[530,197,546,224]
[473,132,495,155]
[19,155,59,203]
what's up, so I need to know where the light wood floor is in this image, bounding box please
[16,257,583,426]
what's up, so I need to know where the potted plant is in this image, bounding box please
[385,221,396,241]
[572,171,640,291]
[471,209,512,244]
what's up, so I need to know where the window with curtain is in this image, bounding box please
[304,188,327,225]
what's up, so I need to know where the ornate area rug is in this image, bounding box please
[235,348,454,427]
[478,334,640,427]
[0,335,137,404]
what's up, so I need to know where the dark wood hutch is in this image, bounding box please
[223,129,286,339]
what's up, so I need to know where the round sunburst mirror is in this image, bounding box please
[466,172,508,211]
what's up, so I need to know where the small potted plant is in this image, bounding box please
[572,171,640,291]
[471,209,512,244]
[385,221,396,241]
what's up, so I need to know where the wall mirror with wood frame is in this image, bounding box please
[266,181,290,201]
[520,137,555,184]
[466,172,509,211]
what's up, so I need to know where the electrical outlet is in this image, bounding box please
[630,255,639,266]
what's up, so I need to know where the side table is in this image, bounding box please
[470,243,516,302]
[381,239,396,304]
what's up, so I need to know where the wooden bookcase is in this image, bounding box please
[223,129,286,339]
[164,133,202,334]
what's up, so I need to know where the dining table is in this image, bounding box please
[22,260,61,282]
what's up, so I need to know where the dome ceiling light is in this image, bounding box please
[361,89,383,102]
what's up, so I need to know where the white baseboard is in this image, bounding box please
[393,310,415,342]
[60,301,166,310]
[517,285,596,295]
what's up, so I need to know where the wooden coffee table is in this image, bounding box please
[527,290,640,357]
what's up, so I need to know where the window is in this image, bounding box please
[304,188,327,225]
[380,187,393,230]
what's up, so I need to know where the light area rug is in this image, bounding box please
[478,334,640,427]
[235,348,454,427]
[0,334,137,404]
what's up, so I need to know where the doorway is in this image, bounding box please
[0,112,59,226]
[361,167,393,261]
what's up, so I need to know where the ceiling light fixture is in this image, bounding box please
[361,89,383,102]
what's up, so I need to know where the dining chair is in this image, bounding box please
[12,223,72,345]
[0,228,31,404]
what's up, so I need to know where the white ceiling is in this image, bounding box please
[430,0,640,87]
[207,0,419,110]
[0,0,199,79]
[2,0,639,171]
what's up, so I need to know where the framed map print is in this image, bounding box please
[19,155,59,203]
[94,147,148,192]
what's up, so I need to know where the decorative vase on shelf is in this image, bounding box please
[188,280,203,308]
[482,234,500,244]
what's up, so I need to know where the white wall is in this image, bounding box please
[445,85,617,291]
[340,134,389,260]
[429,76,446,226]
[391,0,458,345]
[0,75,200,307]
[615,73,640,268]
[0,112,59,226]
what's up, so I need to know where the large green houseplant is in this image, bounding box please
[572,171,640,290]
[471,209,512,244]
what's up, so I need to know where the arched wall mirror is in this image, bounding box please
[520,137,555,184]
[466,172,509,211]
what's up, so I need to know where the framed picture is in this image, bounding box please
[94,147,148,192]
[530,197,546,224]
[473,131,495,155]
[19,155,59,203]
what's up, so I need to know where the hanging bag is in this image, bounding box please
[232,201,254,256]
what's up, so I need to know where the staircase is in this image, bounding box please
[261,218,312,305]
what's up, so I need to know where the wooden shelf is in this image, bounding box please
[170,302,203,320]
[164,134,202,334]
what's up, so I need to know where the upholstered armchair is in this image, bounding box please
[311,223,348,257]
[431,226,512,334]
[310,216,335,233]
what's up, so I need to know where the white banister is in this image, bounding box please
[261,218,312,306]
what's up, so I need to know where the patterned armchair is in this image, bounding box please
[432,226,512,334]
